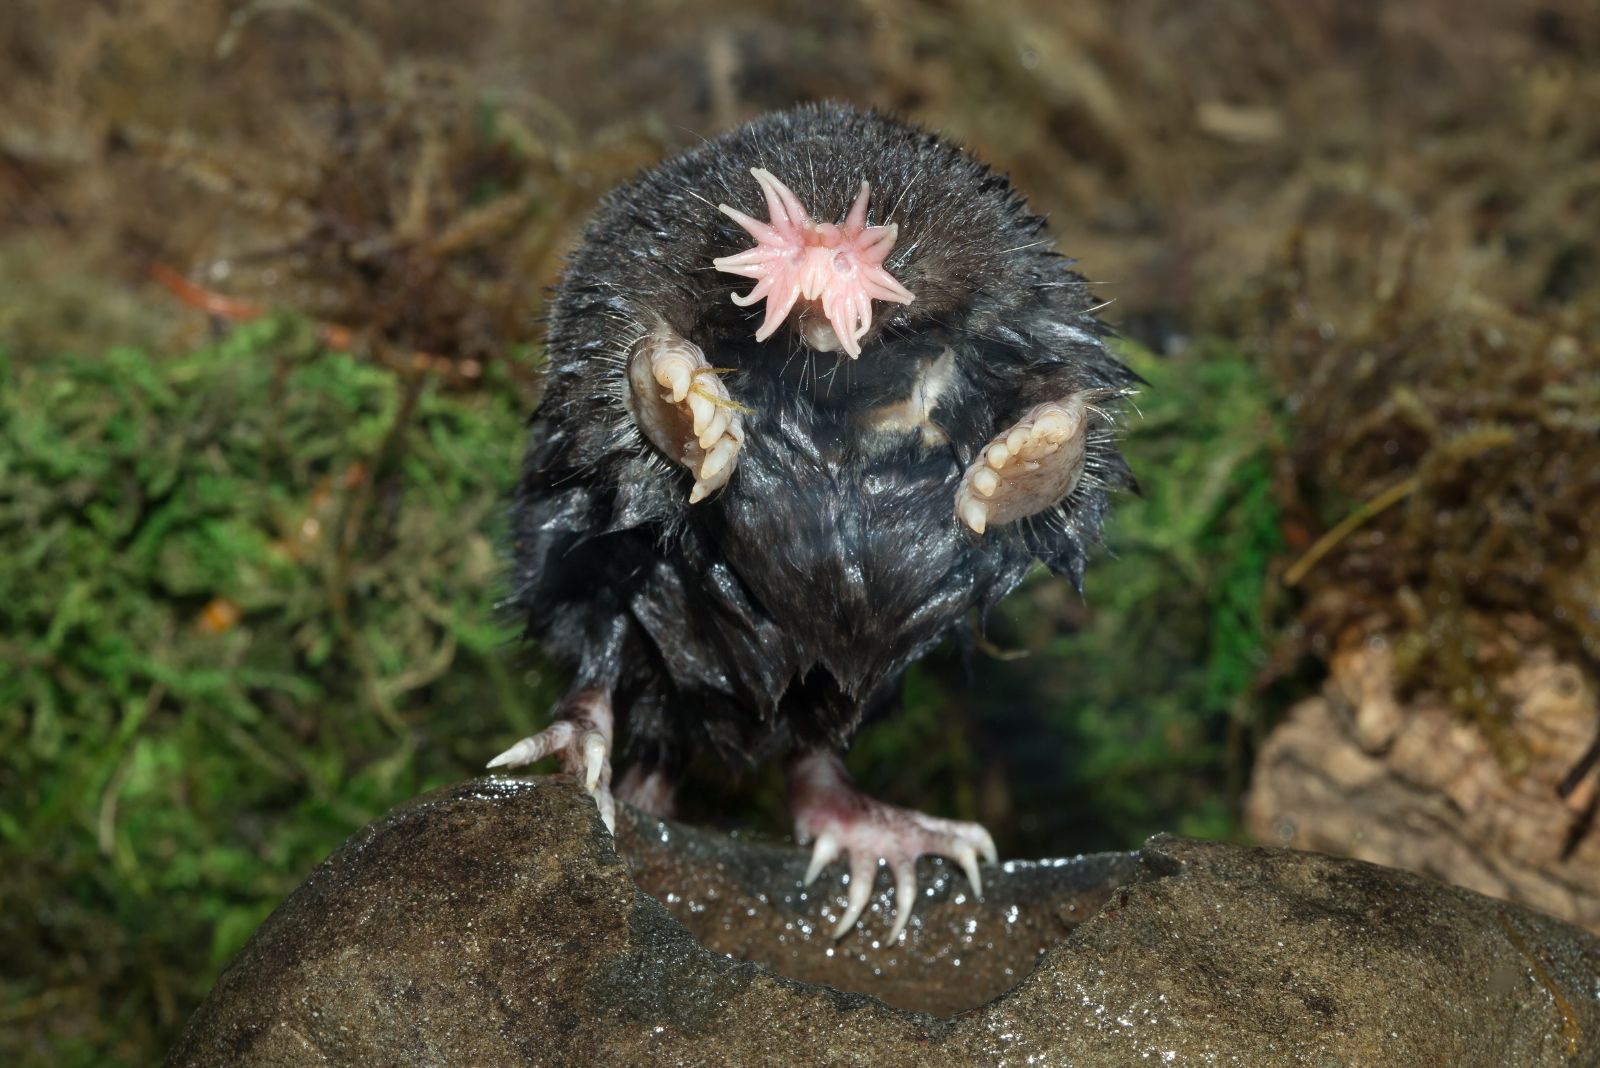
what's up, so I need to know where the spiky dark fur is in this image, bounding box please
[508,103,1137,777]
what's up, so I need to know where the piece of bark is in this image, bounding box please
[1247,642,1600,933]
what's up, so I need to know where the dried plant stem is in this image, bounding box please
[1283,475,1421,588]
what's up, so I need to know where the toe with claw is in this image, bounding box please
[789,750,998,943]
[488,687,617,832]
[956,395,1090,534]
[625,323,747,502]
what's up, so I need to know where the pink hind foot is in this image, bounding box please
[615,764,678,820]
[487,687,616,832]
[787,750,997,942]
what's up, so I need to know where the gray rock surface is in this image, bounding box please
[167,777,1600,1067]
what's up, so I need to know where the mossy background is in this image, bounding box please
[3,1,1597,1064]
[1,320,555,1060]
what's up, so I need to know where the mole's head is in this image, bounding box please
[538,103,1135,589]
[571,104,1063,364]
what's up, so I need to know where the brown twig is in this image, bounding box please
[147,261,480,382]
[1282,475,1421,588]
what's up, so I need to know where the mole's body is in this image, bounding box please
[494,104,1137,938]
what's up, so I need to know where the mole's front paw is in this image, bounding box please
[626,324,746,502]
[956,395,1090,534]
[488,687,617,832]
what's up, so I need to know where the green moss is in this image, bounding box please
[1037,342,1284,848]
[0,321,545,1065]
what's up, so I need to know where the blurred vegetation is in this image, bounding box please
[2,0,1598,1065]
[1037,343,1285,847]
[0,319,547,1063]
[1244,201,1600,766]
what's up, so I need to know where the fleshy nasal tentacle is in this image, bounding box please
[712,168,915,358]
[844,179,871,231]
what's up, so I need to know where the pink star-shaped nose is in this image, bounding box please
[712,168,915,358]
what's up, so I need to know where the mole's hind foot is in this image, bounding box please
[956,395,1090,534]
[626,323,746,503]
[788,751,997,943]
[488,687,616,832]
[615,765,677,819]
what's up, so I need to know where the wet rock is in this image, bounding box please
[168,777,1600,1067]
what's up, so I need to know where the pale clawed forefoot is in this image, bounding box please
[787,750,997,943]
[488,687,617,832]
[956,394,1091,535]
[625,322,746,503]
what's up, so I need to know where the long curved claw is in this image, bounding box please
[687,391,715,437]
[594,787,617,836]
[975,826,999,866]
[658,357,692,402]
[487,721,573,769]
[581,732,608,792]
[833,852,879,939]
[804,833,841,887]
[487,688,617,833]
[886,858,919,943]
[952,842,983,900]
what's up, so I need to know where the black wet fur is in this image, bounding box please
[508,103,1139,776]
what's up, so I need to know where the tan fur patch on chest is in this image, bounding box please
[859,347,956,448]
